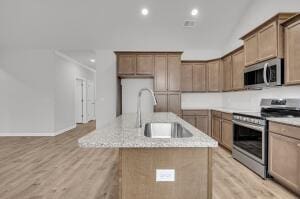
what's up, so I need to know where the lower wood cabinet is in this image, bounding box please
[269,122,300,195]
[211,111,233,151]
[154,93,181,116]
[182,110,209,135]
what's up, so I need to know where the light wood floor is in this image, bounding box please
[0,122,298,199]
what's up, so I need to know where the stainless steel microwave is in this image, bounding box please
[244,58,284,89]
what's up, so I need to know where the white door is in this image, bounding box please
[87,81,95,121]
[75,79,84,123]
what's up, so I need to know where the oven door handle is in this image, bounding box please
[233,120,264,132]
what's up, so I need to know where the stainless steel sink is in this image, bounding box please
[144,122,193,138]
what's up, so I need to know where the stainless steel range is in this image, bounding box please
[232,98,300,179]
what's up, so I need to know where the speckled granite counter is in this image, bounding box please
[267,117,300,127]
[78,112,218,148]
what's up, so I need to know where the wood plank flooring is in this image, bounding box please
[0,122,298,199]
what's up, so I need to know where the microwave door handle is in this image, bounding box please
[263,63,269,86]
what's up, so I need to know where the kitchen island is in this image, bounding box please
[79,112,218,199]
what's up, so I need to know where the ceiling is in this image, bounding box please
[0,0,252,51]
[60,50,96,69]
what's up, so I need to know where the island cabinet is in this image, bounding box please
[268,122,300,195]
[282,14,300,86]
[211,111,233,151]
[241,13,296,66]
[181,62,207,92]
[222,55,233,92]
[182,110,210,135]
[232,48,245,90]
[154,93,181,116]
[119,148,213,199]
[207,60,222,92]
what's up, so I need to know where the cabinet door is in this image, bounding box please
[258,22,278,61]
[223,56,233,91]
[181,64,193,92]
[212,117,221,142]
[154,94,168,112]
[232,49,245,90]
[244,33,258,66]
[167,55,181,91]
[193,63,207,92]
[118,54,136,75]
[168,93,181,115]
[269,132,300,194]
[285,20,300,85]
[136,54,154,75]
[196,116,208,135]
[221,120,233,151]
[207,60,221,92]
[182,116,197,127]
[154,55,168,91]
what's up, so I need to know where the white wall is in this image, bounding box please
[0,49,55,135]
[121,79,154,114]
[224,0,300,53]
[96,50,117,129]
[181,93,223,109]
[54,54,95,132]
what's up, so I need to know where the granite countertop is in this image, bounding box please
[182,107,256,114]
[267,117,300,127]
[78,112,218,148]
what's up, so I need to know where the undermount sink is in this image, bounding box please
[144,122,193,138]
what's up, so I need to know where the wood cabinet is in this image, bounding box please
[181,62,206,92]
[181,63,193,92]
[232,49,245,90]
[207,60,222,92]
[167,54,181,91]
[155,93,181,116]
[221,117,233,151]
[269,122,300,195]
[283,14,300,85]
[212,116,221,142]
[136,54,154,75]
[241,13,295,66]
[154,55,168,91]
[182,110,209,135]
[222,56,233,91]
[118,54,136,75]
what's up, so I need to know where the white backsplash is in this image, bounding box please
[182,85,300,111]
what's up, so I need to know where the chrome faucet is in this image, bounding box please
[136,88,157,128]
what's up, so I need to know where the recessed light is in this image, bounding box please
[90,59,95,63]
[191,9,198,16]
[141,8,149,16]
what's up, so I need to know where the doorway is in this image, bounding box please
[87,81,96,121]
[75,79,87,123]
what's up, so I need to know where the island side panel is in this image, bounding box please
[119,148,212,199]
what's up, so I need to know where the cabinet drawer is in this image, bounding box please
[182,110,209,116]
[221,113,232,121]
[269,122,300,140]
[212,111,221,118]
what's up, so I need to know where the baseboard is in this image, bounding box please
[53,124,76,136]
[0,124,76,137]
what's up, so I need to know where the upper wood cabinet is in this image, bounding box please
[181,62,206,92]
[207,60,221,92]
[118,54,136,75]
[154,55,168,91]
[269,122,300,195]
[167,54,181,91]
[232,49,245,90]
[222,55,233,92]
[283,14,300,86]
[181,63,193,92]
[241,13,296,67]
[136,54,154,75]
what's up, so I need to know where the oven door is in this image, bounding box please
[244,58,283,89]
[233,120,266,165]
